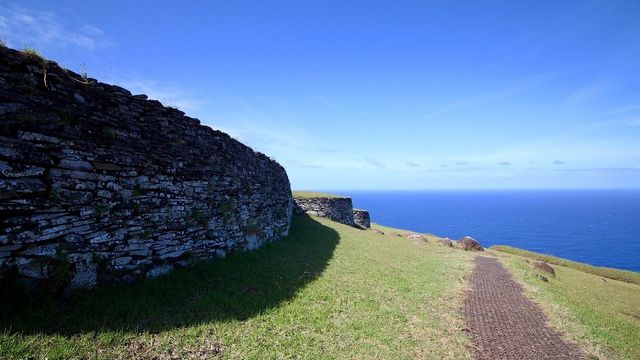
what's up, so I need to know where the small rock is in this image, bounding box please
[535,273,549,282]
[533,261,556,276]
[59,159,93,171]
[56,189,93,205]
[146,264,173,279]
[19,131,62,144]
[93,162,122,171]
[22,245,58,256]
[68,253,97,289]
[439,239,453,247]
[370,228,385,235]
[0,161,45,178]
[0,178,46,199]
[457,236,484,251]
[404,233,427,242]
[73,93,86,104]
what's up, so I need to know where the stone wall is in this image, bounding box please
[0,47,293,289]
[293,197,354,226]
[352,209,370,228]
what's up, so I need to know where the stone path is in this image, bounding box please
[462,256,585,359]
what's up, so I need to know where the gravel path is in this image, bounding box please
[463,256,585,359]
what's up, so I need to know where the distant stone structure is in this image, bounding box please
[293,195,355,226]
[352,209,370,228]
[0,47,293,290]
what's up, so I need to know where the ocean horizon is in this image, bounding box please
[325,189,640,272]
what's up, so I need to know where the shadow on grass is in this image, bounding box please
[0,215,339,335]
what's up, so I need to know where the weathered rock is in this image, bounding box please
[533,261,556,277]
[353,209,371,228]
[457,236,484,251]
[68,253,97,289]
[439,238,454,247]
[0,161,45,177]
[18,131,62,144]
[403,233,428,242]
[0,46,293,290]
[93,162,122,171]
[293,196,354,226]
[59,159,93,171]
[535,273,549,282]
[146,265,174,279]
[371,228,385,235]
[0,178,46,199]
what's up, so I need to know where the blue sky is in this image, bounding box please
[2,1,639,189]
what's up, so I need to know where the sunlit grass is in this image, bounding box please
[292,191,349,199]
[493,249,640,360]
[492,245,640,285]
[1,215,474,359]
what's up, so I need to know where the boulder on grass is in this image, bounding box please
[404,233,427,242]
[535,273,549,282]
[371,228,385,235]
[439,239,453,247]
[533,261,555,277]
[457,236,484,251]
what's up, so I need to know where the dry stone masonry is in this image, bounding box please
[0,47,293,290]
[293,196,355,226]
[352,209,370,228]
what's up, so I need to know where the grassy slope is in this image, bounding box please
[492,249,640,360]
[0,215,474,359]
[491,245,640,285]
[292,191,349,199]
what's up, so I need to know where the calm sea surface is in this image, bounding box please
[332,190,640,272]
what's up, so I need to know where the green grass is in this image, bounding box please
[491,245,640,285]
[0,215,474,359]
[21,47,45,62]
[292,191,349,199]
[371,223,439,240]
[493,249,640,359]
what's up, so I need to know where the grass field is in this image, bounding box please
[291,191,349,199]
[491,245,640,285]
[492,249,640,359]
[0,215,474,359]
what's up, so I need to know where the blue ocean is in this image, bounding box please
[335,190,640,272]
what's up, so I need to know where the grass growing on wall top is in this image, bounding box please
[292,191,349,199]
[491,245,640,285]
[0,215,474,359]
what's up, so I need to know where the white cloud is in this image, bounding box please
[0,4,113,50]
[109,79,205,114]
[421,71,558,120]
[563,81,610,107]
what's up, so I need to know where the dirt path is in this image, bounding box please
[462,256,585,359]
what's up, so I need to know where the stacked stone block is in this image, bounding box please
[0,47,293,289]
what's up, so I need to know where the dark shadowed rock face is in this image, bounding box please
[293,197,354,226]
[458,236,484,251]
[533,261,556,277]
[352,209,370,228]
[0,47,293,289]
